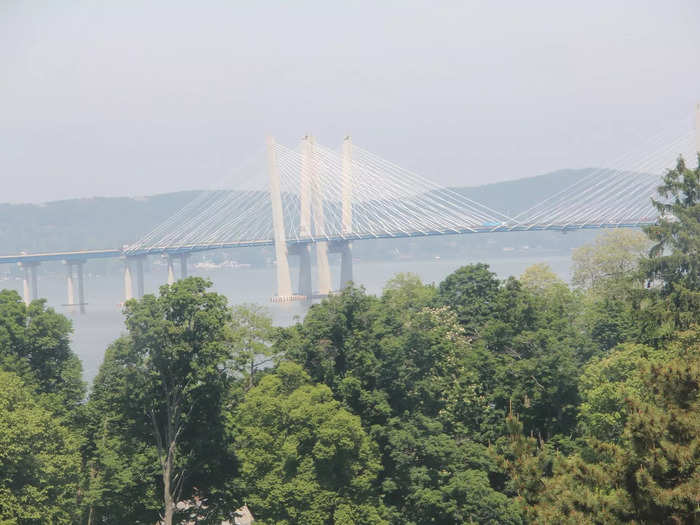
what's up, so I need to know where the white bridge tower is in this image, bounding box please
[268,136,293,300]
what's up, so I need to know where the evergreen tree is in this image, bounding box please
[642,154,700,330]
[529,335,700,523]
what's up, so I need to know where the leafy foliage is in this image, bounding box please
[230,362,389,525]
[0,370,82,524]
[529,332,700,523]
[0,290,85,411]
[85,278,236,524]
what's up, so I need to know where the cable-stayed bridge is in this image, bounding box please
[2,108,698,310]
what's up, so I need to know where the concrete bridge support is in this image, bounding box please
[329,240,353,291]
[123,256,145,301]
[339,242,353,290]
[123,259,133,302]
[179,253,189,279]
[76,261,86,314]
[65,263,75,312]
[165,254,188,284]
[134,256,145,298]
[289,244,312,300]
[341,136,353,235]
[340,136,353,290]
[64,260,86,314]
[304,135,331,296]
[298,246,312,299]
[167,256,176,284]
[268,136,293,299]
[20,261,39,306]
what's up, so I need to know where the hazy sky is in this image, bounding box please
[1,1,699,203]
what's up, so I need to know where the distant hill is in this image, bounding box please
[452,169,594,217]
[0,168,606,257]
[0,192,200,254]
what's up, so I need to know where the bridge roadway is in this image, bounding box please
[0,221,655,308]
[0,221,654,265]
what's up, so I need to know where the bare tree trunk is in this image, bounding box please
[163,449,174,525]
[151,398,179,525]
[87,465,96,525]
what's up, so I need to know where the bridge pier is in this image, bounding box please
[123,259,133,302]
[179,253,189,279]
[315,243,331,295]
[20,261,40,306]
[76,261,86,314]
[134,256,145,298]
[64,260,86,314]
[165,254,188,284]
[339,242,353,290]
[329,240,353,291]
[65,263,75,312]
[167,256,176,284]
[288,244,312,300]
[123,255,146,300]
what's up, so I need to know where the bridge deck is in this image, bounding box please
[0,222,654,265]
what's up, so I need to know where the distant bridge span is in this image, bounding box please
[1,106,697,310]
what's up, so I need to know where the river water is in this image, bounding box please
[0,254,572,383]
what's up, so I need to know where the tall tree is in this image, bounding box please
[86,277,233,525]
[643,154,700,329]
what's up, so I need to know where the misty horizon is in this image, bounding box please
[2,1,699,204]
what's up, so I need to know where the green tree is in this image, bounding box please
[230,361,389,525]
[479,275,590,441]
[496,408,554,522]
[529,332,700,523]
[0,369,82,524]
[643,155,700,329]
[85,277,234,525]
[577,343,659,442]
[0,290,85,411]
[435,263,501,334]
[571,229,648,294]
[227,304,275,391]
[520,263,565,295]
[280,284,521,524]
[381,273,437,315]
[83,337,162,524]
